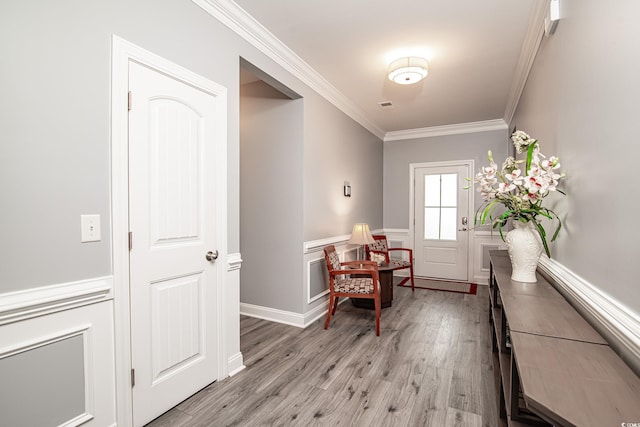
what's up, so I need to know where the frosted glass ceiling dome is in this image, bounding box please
[388,56,429,85]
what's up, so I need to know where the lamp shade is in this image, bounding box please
[348,223,375,245]
[388,56,429,85]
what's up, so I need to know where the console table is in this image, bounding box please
[488,250,640,426]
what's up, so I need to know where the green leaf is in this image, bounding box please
[526,141,537,173]
[533,221,551,258]
[550,210,562,242]
[480,200,499,225]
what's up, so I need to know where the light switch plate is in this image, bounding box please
[81,214,101,243]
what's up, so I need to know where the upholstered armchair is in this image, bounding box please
[323,245,381,336]
[366,235,415,291]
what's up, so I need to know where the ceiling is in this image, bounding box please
[233,0,539,138]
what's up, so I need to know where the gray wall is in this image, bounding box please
[0,0,383,293]
[383,129,509,228]
[303,97,384,241]
[240,80,304,312]
[0,0,243,292]
[511,0,640,315]
[0,0,385,421]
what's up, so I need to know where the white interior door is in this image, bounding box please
[414,164,471,281]
[128,61,222,426]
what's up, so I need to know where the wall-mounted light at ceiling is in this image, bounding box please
[545,0,560,36]
[388,56,429,85]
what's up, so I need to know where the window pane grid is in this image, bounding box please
[423,173,457,241]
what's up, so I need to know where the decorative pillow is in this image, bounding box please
[370,252,385,265]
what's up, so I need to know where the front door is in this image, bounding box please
[128,61,223,426]
[413,163,471,281]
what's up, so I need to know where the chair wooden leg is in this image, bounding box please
[374,296,381,336]
[397,276,410,287]
[332,296,339,314]
[409,265,415,291]
[325,295,334,329]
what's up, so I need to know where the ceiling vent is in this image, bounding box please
[378,101,394,109]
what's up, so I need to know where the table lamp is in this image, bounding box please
[348,223,375,260]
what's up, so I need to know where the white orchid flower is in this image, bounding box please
[497,182,515,193]
[524,175,543,194]
[542,156,561,170]
[505,168,523,185]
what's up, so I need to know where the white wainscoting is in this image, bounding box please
[241,233,373,328]
[307,256,329,305]
[472,231,507,284]
[225,252,245,376]
[0,298,116,427]
[539,257,640,374]
[0,276,113,326]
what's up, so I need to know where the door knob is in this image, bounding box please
[206,250,219,262]
[458,228,468,231]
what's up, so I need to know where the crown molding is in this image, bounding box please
[192,0,386,140]
[384,119,508,142]
[194,0,547,143]
[503,1,549,125]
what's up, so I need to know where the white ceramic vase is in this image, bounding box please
[505,220,543,283]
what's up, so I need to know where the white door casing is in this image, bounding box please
[128,61,224,426]
[411,161,473,281]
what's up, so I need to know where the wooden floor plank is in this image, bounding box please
[444,406,484,427]
[147,285,499,427]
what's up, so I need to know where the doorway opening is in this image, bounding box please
[239,59,305,315]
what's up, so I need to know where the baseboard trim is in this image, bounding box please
[241,299,346,329]
[538,257,640,373]
[240,302,306,328]
[0,276,113,326]
[227,352,245,377]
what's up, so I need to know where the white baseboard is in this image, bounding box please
[227,352,245,377]
[240,298,347,329]
[539,257,640,371]
[240,302,306,328]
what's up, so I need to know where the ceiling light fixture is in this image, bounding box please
[388,56,429,85]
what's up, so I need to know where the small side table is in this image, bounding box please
[351,262,394,309]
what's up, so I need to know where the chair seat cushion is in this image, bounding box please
[335,277,378,294]
[390,260,412,269]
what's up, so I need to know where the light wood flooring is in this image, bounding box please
[147,284,501,427]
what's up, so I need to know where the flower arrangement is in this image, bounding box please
[470,130,566,257]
